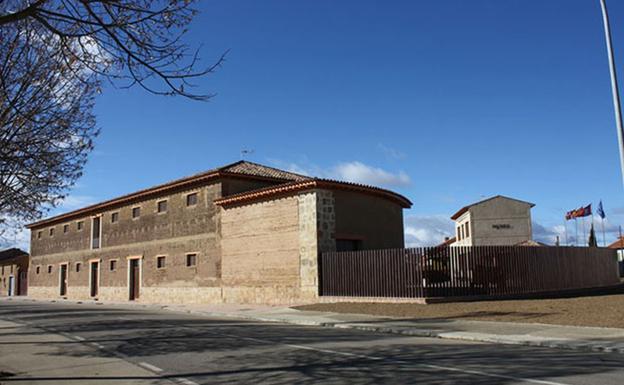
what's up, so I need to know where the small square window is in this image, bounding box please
[36,266,40,274]
[111,212,119,223]
[49,228,54,237]
[186,193,198,207]
[157,200,168,213]
[63,224,69,234]
[157,256,166,269]
[47,265,52,274]
[110,260,117,271]
[186,253,197,267]
[76,263,81,273]
[77,221,84,231]
[37,231,42,239]
[132,207,141,219]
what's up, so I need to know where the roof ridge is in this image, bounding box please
[27,161,307,229]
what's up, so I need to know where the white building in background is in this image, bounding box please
[451,195,534,246]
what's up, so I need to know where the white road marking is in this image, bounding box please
[73,335,85,341]
[139,362,163,373]
[216,331,572,385]
[91,342,105,349]
[176,378,199,385]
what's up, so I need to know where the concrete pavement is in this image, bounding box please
[2,299,624,384]
[6,297,624,355]
[160,301,624,355]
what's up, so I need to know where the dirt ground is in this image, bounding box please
[295,294,624,329]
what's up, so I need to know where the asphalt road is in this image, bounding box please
[0,300,623,385]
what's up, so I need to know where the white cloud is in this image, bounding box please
[269,159,411,188]
[0,217,30,252]
[404,214,455,247]
[331,161,411,187]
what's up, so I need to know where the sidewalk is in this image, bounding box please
[8,297,624,355]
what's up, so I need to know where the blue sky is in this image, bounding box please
[10,0,624,248]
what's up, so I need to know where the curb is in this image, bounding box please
[174,307,624,355]
[6,297,624,355]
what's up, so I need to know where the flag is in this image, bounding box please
[565,204,592,220]
[598,201,606,219]
[576,204,592,218]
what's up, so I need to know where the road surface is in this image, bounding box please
[0,299,623,384]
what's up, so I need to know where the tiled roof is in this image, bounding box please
[435,237,456,248]
[0,248,28,262]
[608,237,624,249]
[214,178,412,208]
[221,161,309,181]
[26,161,308,229]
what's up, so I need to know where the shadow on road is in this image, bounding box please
[0,301,622,384]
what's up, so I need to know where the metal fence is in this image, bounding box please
[320,246,620,298]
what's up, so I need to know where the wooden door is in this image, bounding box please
[17,271,27,296]
[90,262,99,297]
[129,259,140,300]
[60,264,68,296]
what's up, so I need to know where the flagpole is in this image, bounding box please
[602,217,606,246]
[600,0,624,188]
[575,218,579,246]
[564,217,569,246]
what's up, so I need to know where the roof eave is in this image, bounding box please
[215,179,412,208]
[26,171,301,229]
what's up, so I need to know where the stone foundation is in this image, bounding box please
[139,286,223,304]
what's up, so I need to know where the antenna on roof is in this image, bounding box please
[240,149,254,160]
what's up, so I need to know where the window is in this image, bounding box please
[91,216,101,249]
[109,260,117,271]
[465,222,470,238]
[37,231,42,239]
[77,221,84,231]
[132,207,141,219]
[49,227,54,237]
[186,193,198,207]
[157,256,166,269]
[111,212,119,223]
[186,253,197,267]
[157,200,168,213]
[36,266,40,274]
[47,265,52,274]
[76,263,81,273]
[457,226,461,241]
[63,224,69,234]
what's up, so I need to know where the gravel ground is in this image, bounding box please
[295,294,624,328]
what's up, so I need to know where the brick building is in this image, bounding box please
[27,161,411,304]
[0,248,29,297]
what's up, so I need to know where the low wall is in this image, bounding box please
[26,284,317,305]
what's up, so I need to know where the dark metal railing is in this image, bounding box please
[320,246,620,298]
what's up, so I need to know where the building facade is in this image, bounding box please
[0,248,29,297]
[27,161,410,304]
[451,195,534,246]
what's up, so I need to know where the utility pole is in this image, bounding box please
[599,0,624,187]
